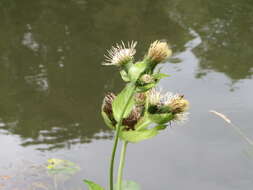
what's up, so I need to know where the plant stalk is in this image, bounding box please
[117,141,128,190]
[109,123,121,190]
[109,85,136,190]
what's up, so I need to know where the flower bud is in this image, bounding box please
[139,74,154,84]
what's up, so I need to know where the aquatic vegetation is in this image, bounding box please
[85,40,190,190]
[47,158,80,176]
[47,158,80,189]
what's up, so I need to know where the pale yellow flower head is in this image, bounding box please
[165,94,189,123]
[166,94,189,114]
[147,40,172,63]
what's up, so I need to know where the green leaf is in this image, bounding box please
[128,61,147,82]
[120,128,159,143]
[148,113,173,124]
[120,70,130,82]
[153,73,170,80]
[134,116,152,131]
[101,111,114,129]
[137,82,156,92]
[47,158,80,176]
[121,180,141,190]
[112,84,135,122]
[154,124,168,130]
[84,180,104,190]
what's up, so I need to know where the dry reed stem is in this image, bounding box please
[210,110,253,146]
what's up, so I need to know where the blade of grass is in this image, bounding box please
[210,110,253,146]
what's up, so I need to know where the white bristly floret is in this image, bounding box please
[103,41,137,66]
[147,88,173,106]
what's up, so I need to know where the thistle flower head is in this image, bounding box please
[147,88,189,123]
[103,41,137,66]
[147,40,172,63]
[166,94,189,123]
[165,94,189,114]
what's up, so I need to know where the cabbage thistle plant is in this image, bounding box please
[84,40,189,190]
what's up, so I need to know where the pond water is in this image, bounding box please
[0,0,253,189]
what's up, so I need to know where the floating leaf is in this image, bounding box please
[0,176,11,180]
[128,61,147,82]
[112,84,135,122]
[84,180,104,190]
[31,182,49,190]
[47,158,80,176]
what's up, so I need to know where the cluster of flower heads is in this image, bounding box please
[102,40,189,131]
[103,40,171,67]
[103,90,189,130]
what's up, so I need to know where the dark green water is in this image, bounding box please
[0,0,253,189]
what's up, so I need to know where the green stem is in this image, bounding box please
[109,85,136,190]
[117,141,128,190]
[109,123,121,190]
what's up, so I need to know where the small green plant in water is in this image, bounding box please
[47,158,80,189]
[84,40,190,190]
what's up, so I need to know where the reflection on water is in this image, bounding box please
[0,0,190,150]
[0,0,253,189]
[167,0,253,80]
